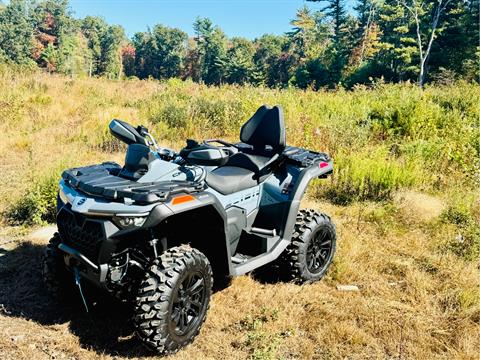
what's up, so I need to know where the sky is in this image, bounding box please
[68,0,353,39]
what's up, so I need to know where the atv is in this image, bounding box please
[42,105,336,354]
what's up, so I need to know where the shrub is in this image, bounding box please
[5,174,58,225]
[317,149,418,204]
[440,194,480,261]
[236,307,281,360]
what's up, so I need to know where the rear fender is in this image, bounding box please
[281,160,333,241]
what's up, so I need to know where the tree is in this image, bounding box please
[323,0,348,43]
[132,25,187,80]
[353,0,381,64]
[32,0,75,40]
[287,8,332,88]
[253,34,287,87]
[400,0,455,86]
[81,16,108,76]
[374,0,418,82]
[99,24,125,79]
[132,31,152,79]
[81,17,126,78]
[56,32,91,77]
[182,37,201,81]
[193,17,227,85]
[307,0,351,84]
[0,0,35,65]
[151,24,187,79]
[226,37,257,84]
[425,0,476,82]
[31,0,78,70]
[288,6,317,60]
[121,43,136,77]
[461,0,480,82]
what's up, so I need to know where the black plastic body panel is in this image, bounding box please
[180,144,230,166]
[281,152,333,240]
[62,162,205,204]
[226,206,247,254]
[57,189,235,278]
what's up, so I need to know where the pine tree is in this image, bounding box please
[193,18,227,85]
[323,0,347,44]
[81,16,108,76]
[253,34,287,87]
[226,37,257,84]
[99,25,125,79]
[0,0,35,65]
[307,0,350,84]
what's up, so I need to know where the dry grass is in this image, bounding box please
[0,69,479,359]
[0,71,160,214]
[1,200,479,360]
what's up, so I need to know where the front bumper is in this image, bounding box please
[56,202,113,286]
[56,199,138,288]
[57,202,120,263]
[59,242,109,285]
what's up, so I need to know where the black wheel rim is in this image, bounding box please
[171,272,206,336]
[306,228,333,274]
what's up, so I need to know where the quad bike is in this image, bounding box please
[42,105,336,354]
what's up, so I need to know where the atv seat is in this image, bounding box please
[206,105,286,195]
[205,167,257,195]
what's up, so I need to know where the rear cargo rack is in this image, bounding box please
[283,146,330,167]
[62,162,205,204]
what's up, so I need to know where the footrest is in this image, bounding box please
[231,253,251,264]
[248,227,277,238]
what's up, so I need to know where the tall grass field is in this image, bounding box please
[0,65,479,359]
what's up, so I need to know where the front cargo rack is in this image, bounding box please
[62,162,205,204]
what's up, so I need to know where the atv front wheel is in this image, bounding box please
[134,245,213,354]
[283,209,336,283]
[42,232,75,300]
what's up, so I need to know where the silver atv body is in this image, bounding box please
[46,105,335,354]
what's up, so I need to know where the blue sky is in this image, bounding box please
[68,0,354,39]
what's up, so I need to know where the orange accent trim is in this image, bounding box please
[171,194,195,205]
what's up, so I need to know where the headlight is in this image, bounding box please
[113,216,147,229]
[59,188,70,205]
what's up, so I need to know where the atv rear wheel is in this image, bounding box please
[283,209,336,283]
[42,232,75,300]
[134,245,213,354]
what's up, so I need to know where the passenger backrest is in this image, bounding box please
[240,105,286,152]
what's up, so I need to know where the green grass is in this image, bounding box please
[0,65,480,360]
[0,66,479,227]
[317,148,420,204]
[440,193,480,261]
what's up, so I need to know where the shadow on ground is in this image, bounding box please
[0,240,150,358]
[0,240,289,357]
[252,262,292,284]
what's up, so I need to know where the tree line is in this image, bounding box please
[0,0,479,88]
